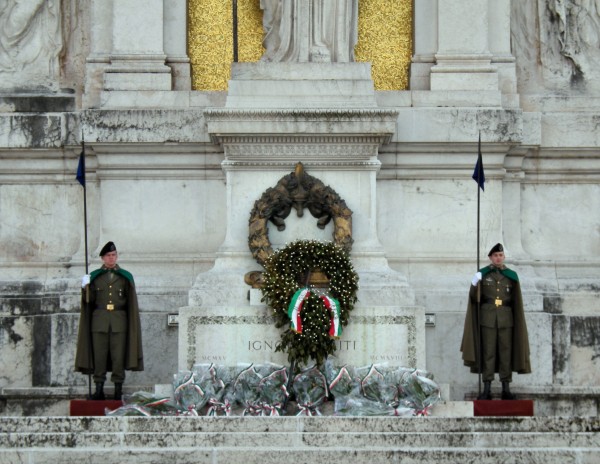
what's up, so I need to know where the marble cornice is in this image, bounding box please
[220,135,385,144]
[205,108,399,147]
[204,107,399,122]
[221,160,381,171]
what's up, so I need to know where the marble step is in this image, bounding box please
[1,417,598,464]
[0,447,596,464]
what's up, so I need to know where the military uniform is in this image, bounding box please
[474,266,516,382]
[90,267,130,383]
[460,243,531,399]
[75,242,144,400]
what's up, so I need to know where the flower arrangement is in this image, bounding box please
[106,362,441,417]
[260,239,359,366]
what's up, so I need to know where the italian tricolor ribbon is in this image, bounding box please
[288,287,311,333]
[320,295,342,338]
[287,288,342,338]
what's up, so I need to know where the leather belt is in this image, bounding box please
[95,304,124,311]
[484,298,510,307]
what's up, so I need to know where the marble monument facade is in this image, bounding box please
[0,0,598,412]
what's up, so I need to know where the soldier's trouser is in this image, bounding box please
[92,328,127,383]
[481,326,513,382]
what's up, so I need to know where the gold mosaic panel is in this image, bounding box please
[355,0,413,91]
[188,0,412,91]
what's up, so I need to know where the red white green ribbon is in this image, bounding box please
[288,287,311,333]
[288,288,342,338]
[320,295,342,338]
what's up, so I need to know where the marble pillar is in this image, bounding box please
[103,0,172,91]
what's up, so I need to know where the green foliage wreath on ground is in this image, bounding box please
[261,239,359,366]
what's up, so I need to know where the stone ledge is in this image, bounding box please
[0,94,75,113]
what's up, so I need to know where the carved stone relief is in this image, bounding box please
[248,162,353,267]
[512,0,600,92]
[0,0,63,90]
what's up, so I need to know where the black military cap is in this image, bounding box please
[99,241,117,256]
[488,243,504,256]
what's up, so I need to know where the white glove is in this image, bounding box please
[471,272,482,286]
[81,274,90,288]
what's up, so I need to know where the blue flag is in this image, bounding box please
[472,135,484,191]
[76,151,85,187]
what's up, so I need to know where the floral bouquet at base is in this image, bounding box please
[333,395,414,417]
[324,360,360,398]
[257,365,289,416]
[192,363,230,416]
[173,370,206,414]
[105,391,180,417]
[292,366,328,416]
[232,364,264,416]
[398,369,441,416]
[204,365,236,416]
[333,364,412,416]
[324,361,365,415]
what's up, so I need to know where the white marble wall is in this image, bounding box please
[0,0,599,403]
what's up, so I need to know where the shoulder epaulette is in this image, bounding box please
[479,265,519,282]
[501,268,519,282]
[116,268,134,284]
[90,268,105,282]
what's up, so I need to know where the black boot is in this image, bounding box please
[477,381,492,400]
[501,381,516,400]
[92,382,105,400]
[114,383,123,401]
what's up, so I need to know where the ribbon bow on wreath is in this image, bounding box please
[288,287,342,338]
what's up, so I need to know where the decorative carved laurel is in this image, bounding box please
[248,162,353,267]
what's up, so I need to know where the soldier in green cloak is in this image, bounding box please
[75,242,144,400]
[461,243,531,400]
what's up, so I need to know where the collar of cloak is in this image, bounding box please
[480,264,519,282]
[90,265,134,284]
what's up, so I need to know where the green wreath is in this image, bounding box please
[261,239,359,366]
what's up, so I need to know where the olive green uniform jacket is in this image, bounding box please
[460,265,531,375]
[74,265,144,375]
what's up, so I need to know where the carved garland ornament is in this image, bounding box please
[248,162,353,267]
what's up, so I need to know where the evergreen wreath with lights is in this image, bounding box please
[261,239,359,366]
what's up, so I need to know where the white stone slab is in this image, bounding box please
[429,401,474,417]
[178,305,425,370]
[412,90,502,107]
[225,62,377,109]
[431,72,499,91]
[104,72,172,91]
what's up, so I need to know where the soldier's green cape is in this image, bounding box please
[460,264,531,376]
[480,265,519,282]
[90,267,134,284]
[74,265,143,375]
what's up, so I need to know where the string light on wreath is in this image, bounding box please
[261,239,359,366]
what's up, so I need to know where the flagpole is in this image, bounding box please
[81,132,89,277]
[475,132,483,397]
[232,0,238,63]
[78,130,92,399]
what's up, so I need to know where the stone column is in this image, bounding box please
[164,0,191,90]
[430,0,500,104]
[410,0,437,90]
[488,0,519,108]
[103,0,172,91]
[84,1,113,107]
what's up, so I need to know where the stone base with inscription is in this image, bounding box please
[177,304,424,371]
